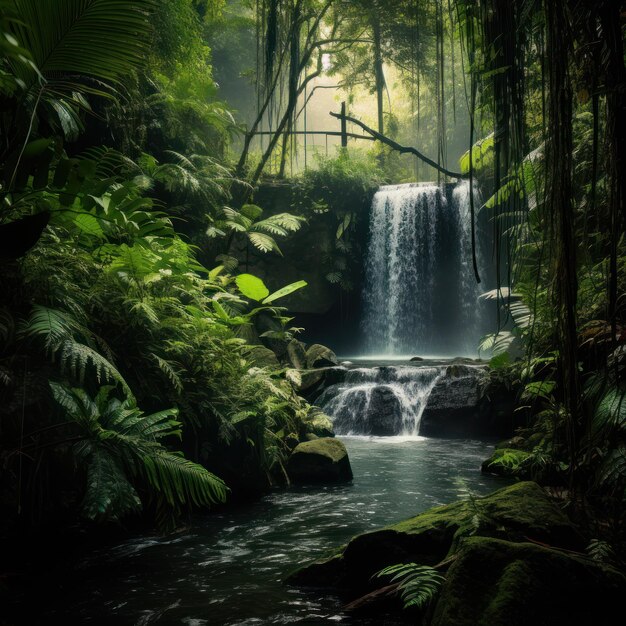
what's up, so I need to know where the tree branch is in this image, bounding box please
[330,110,468,179]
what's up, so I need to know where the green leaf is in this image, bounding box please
[236,274,270,301]
[262,281,307,304]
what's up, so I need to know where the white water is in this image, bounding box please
[315,365,445,437]
[361,180,483,357]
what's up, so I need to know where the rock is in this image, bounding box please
[365,386,403,436]
[286,339,307,369]
[296,368,326,392]
[304,433,320,441]
[287,482,582,589]
[410,356,425,362]
[285,433,300,451]
[245,345,280,369]
[306,344,339,368]
[420,364,517,438]
[302,410,335,438]
[287,438,353,484]
[431,537,626,626]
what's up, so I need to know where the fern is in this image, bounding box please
[50,383,228,528]
[81,449,142,522]
[21,305,129,391]
[376,563,445,611]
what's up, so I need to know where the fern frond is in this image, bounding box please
[81,448,142,522]
[140,449,228,508]
[376,563,444,611]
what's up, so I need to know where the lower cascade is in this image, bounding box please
[315,365,445,436]
[361,180,484,356]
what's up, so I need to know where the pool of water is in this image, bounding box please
[25,437,506,625]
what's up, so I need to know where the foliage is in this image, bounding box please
[49,383,228,528]
[375,562,444,611]
[0,0,318,535]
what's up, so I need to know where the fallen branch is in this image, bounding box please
[330,110,469,180]
[343,582,399,611]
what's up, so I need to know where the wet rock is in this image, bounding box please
[366,386,403,436]
[287,438,353,484]
[410,356,425,362]
[287,482,582,589]
[431,537,626,626]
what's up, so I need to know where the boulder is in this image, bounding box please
[245,345,280,369]
[287,482,582,589]
[293,368,326,392]
[287,438,353,484]
[286,339,307,369]
[366,386,403,436]
[306,344,339,368]
[431,537,626,626]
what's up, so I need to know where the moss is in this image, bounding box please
[287,438,352,485]
[292,438,347,462]
[289,482,582,590]
[481,448,531,478]
[431,537,626,626]
[303,412,334,438]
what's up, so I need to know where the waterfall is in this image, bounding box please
[315,366,444,437]
[361,181,483,356]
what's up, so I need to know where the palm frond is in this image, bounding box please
[11,0,156,94]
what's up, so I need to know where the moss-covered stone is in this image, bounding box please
[287,438,352,484]
[431,537,626,626]
[302,411,334,438]
[306,344,338,368]
[287,482,582,590]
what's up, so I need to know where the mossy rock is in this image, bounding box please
[296,368,326,392]
[245,345,280,369]
[288,482,582,590]
[306,344,339,368]
[481,448,532,478]
[431,537,626,626]
[287,438,353,484]
[302,411,335,438]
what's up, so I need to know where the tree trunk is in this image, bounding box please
[372,17,385,135]
[546,0,579,481]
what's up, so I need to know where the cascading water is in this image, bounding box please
[315,366,445,437]
[361,180,483,356]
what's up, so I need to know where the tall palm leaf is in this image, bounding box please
[9,0,156,96]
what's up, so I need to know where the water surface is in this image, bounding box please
[40,437,505,625]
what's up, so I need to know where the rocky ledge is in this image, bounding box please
[287,481,626,625]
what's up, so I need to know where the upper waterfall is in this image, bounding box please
[361,180,484,357]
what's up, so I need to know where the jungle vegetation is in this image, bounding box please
[0,0,625,573]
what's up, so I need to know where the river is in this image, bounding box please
[25,436,506,625]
